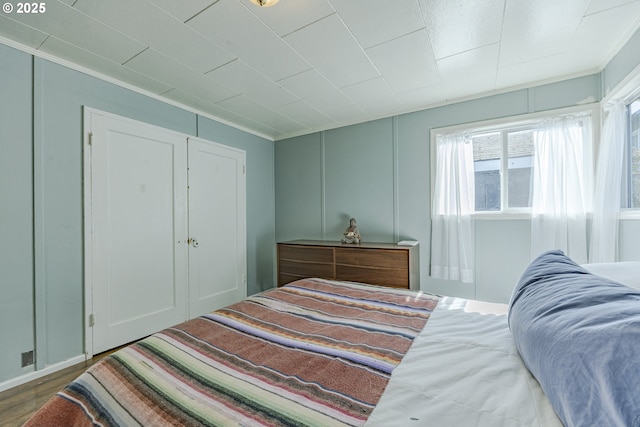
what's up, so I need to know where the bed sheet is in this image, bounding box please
[367,296,562,426]
[582,261,640,289]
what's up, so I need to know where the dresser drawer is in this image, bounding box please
[335,248,408,269]
[279,244,334,263]
[278,259,334,278]
[277,244,336,286]
[335,265,409,288]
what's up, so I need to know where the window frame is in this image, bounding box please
[430,104,598,220]
[601,62,640,220]
[622,97,640,212]
[471,125,536,213]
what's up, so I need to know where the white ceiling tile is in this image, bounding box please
[0,15,49,49]
[396,84,447,109]
[274,101,336,130]
[124,48,238,102]
[187,0,310,81]
[331,0,425,49]
[496,53,578,89]
[284,14,379,88]
[164,88,280,135]
[217,95,306,134]
[341,77,402,116]
[147,0,217,22]
[500,0,590,68]
[247,0,335,37]
[419,0,505,59]
[38,36,175,94]
[206,59,299,108]
[164,88,220,111]
[572,1,640,66]
[278,69,364,122]
[6,1,145,64]
[39,36,171,94]
[73,0,235,74]
[366,29,439,93]
[438,44,500,100]
[585,0,640,15]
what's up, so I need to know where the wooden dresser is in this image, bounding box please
[277,240,419,290]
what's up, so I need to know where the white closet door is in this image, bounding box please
[187,137,246,318]
[88,112,188,355]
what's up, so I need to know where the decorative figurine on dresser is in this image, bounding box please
[341,217,361,244]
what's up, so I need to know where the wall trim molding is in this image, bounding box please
[0,354,86,393]
[32,57,47,371]
[320,131,326,239]
[392,116,400,242]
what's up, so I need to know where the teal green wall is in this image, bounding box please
[0,43,275,385]
[603,27,640,96]
[275,133,323,241]
[0,44,34,382]
[324,119,396,242]
[275,75,602,303]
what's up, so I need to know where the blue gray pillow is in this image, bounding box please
[509,250,640,426]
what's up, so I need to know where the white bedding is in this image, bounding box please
[366,296,562,426]
[582,261,640,289]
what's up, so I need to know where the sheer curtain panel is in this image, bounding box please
[590,102,626,263]
[530,116,591,264]
[431,134,475,283]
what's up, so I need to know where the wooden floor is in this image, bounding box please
[0,350,117,426]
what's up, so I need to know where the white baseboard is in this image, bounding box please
[0,354,87,393]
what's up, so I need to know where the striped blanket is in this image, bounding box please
[25,279,438,426]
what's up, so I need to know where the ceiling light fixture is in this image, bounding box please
[249,0,279,7]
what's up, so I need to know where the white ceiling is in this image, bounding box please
[1,0,640,140]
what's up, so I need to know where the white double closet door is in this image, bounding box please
[84,109,246,355]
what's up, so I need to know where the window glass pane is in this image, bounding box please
[630,100,640,208]
[473,132,501,211]
[507,130,534,208]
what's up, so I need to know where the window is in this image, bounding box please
[432,109,593,215]
[431,108,594,275]
[472,128,534,212]
[624,98,640,208]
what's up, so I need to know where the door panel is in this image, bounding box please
[188,137,246,318]
[90,113,188,354]
[86,112,246,355]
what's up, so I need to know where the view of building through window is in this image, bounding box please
[473,132,501,210]
[472,129,534,211]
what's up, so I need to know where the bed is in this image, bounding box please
[24,252,640,426]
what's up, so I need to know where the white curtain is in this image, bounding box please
[531,116,591,264]
[431,133,475,283]
[590,102,626,263]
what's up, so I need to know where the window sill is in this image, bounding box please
[472,212,531,220]
[471,211,640,221]
[619,210,640,220]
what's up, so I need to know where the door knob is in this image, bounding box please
[188,238,199,248]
